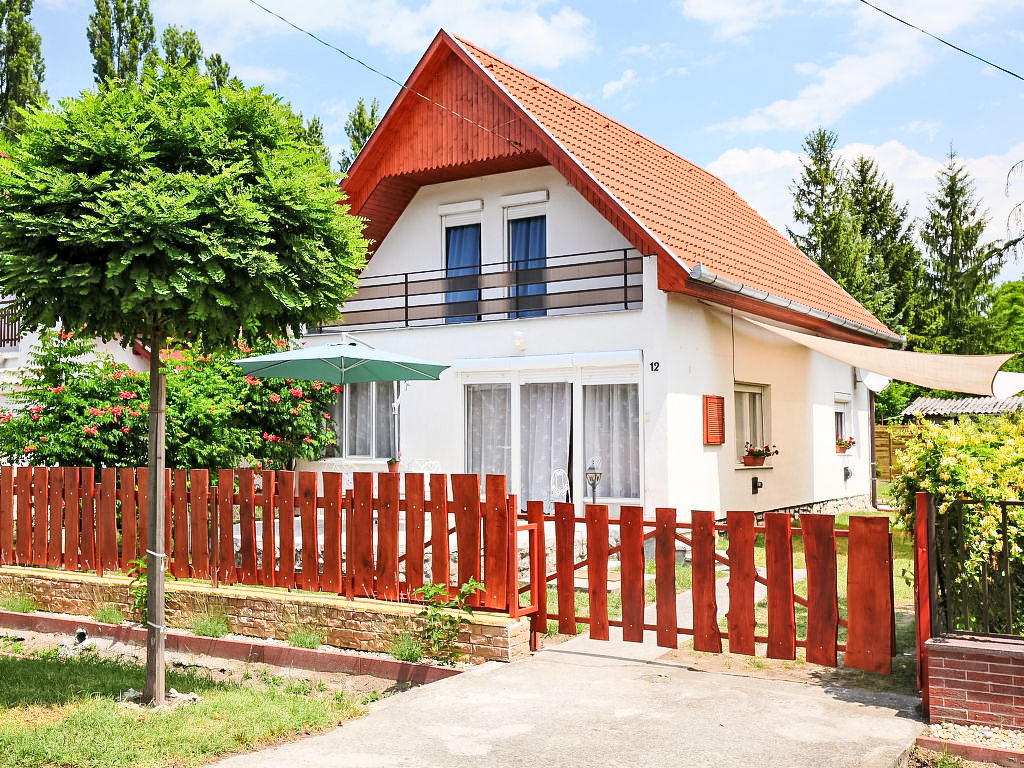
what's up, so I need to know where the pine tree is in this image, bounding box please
[160,25,202,69]
[87,0,155,84]
[203,52,231,89]
[847,156,924,337]
[920,151,1006,354]
[987,281,1024,372]
[788,128,872,307]
[0,0,45,138]
[338,97,381,172]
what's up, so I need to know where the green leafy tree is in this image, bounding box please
[160,24,201,69]
[788,128,873,308]
[299,114,331,167]
[0,66,366,702]
[919,152,1006,354]
[987,281,1024,372]
[848,156,924,337]
[203,52,231,89]
[86,0,155,84]
[0,0,45,138]
[338,96,380,172]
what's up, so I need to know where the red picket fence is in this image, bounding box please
[518,503,896,674]
[0,466,524,613]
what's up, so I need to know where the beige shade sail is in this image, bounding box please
[745,318,1019,397]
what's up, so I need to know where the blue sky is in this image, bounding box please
[32,0,1024,279]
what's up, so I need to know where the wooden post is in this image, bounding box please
[914,492,933,713]
[143,332,167,706]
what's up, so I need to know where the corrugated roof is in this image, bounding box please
[453,35,894,339]
[901,397,1024,418]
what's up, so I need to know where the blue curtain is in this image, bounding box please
[509,216,546,318]
[445,223,481,324]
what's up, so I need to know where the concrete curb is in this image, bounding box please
[916,735,1024,767]
[0,609,461,684]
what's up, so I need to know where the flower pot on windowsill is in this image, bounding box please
[742,455,766,467]
[387,462,400,474]
[836,446,850,454]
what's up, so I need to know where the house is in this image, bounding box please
[901,396,1024,423]
[304,30,902,516]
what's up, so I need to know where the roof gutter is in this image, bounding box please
[688,263,906,347]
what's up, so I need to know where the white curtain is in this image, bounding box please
[584,383,640,498]
[466,383,511,477]
[374,381,396,458]
[520,383,571,506]
[346,381,372,456]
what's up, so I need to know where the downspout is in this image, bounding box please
[689,264,906,347]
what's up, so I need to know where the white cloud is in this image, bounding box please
[902,120,940,140]
[153,0,596,70]
[602,69,638,99]
[707,139,1024,280]
[713,0,1021,133]
[678,0,787,40]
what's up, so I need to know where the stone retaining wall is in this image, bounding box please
[768,494,873,519]
[0,566,530,664]
[926,634,1024,728]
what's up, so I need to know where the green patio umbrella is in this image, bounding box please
[232,340,450,384]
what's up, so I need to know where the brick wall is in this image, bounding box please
[926,634,1024,728]
[0,566,531,664]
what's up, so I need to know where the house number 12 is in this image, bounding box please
[649,362,660,372]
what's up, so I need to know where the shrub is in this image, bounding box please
[413,579,484,666]
[389,632,424,663]
[288,629,323,649]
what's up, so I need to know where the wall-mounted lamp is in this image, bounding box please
[843,466,853,482]
[751,476,763,494]
[586,457,602,505]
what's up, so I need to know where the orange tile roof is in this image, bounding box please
[454,36,895,339]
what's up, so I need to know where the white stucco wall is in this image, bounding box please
[313,165,874,516]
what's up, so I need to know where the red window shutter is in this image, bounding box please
[703,395,725,445]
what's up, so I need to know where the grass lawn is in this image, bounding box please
[0,651,364,768]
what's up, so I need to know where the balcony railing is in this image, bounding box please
[318,247,644,331]
[0,301,20,350]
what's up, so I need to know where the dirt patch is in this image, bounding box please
[909,746,1000,767]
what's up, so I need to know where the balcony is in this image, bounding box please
[318,247,644,332]
[0,301,20,350]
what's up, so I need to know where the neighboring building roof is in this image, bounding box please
[901,396,1024,418]
[342,30,898,346]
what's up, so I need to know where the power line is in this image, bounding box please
[857,0,1023,82]
[243,0,522,148]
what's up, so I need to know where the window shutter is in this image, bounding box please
[703,395,725,445]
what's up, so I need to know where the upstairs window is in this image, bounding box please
[445,222,481,324]
[504,192,548,319]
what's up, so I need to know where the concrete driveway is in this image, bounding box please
[214,631,923,768]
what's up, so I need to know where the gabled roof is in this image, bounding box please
[343,31,898,345]
[901,396,1024,418]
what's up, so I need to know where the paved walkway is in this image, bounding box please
[214,578,922,768]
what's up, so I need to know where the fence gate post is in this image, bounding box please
[914,491,934,714]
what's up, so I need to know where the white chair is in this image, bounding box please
[550,468,570,504]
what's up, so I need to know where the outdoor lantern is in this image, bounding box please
[586,458,602,505]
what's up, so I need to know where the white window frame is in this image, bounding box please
[834,391,853,454]
[734,382,770,464]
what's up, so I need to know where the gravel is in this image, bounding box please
[928,722,1024,751]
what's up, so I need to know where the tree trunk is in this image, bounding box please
[143,334,167,705]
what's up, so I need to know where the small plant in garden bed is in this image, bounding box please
[0,593,37,613]
[288,628,323,649]
[389,632,424,663]
[413,578,484,666]
[190,613,230,638]
[92,605,126,625]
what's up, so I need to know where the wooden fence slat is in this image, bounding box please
[802,513,839,667]
[118,468,136,569]
[216,469,235,585]
[32,466,47,565]
[914,493,933,702]
[15,467,31,564]
[99,467,118,572]
[450,475,481,594]
[277,470,296,588]
[350,472,374,597]
[259,472,276,586]
[765,512,796,660]
[79,467,96,570]
[726,510,756,655]
[190,470,210,579]
[428,474,449,588]
[692,509,722,653]
[164,468,173,567]
[0,466,13,565]
[586,504,610,641]
[654,507,678,649]
[136,467,148,571]
[375,471,400,600]
[171,468,189,578]
[481,475,508,610]
[846,515,894,674]
[298,471,319,591]
[620,505,645,643]
[527,500,546,636]
[554,502,576,635]
[237,469,258,584]
[404,473,425,595]
[318,472,342,593]
[64,468,80,571]
[47,469,64,567]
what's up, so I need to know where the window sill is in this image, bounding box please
[734,464,773,471]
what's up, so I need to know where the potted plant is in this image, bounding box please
[835,435,856,454]
[387,452,402,473]
[743,443,778,466]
